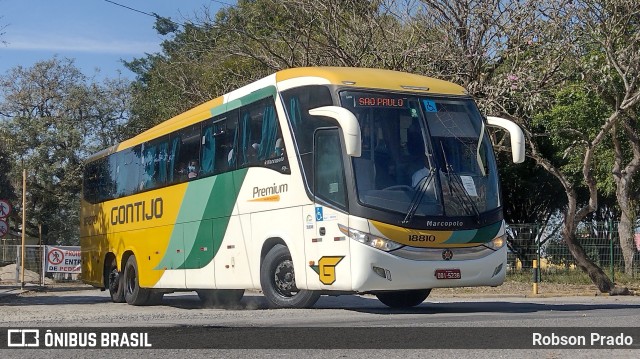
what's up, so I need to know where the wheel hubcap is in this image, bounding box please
[274,259,297,297]
[126,267,136,294]
[109,270,119,293]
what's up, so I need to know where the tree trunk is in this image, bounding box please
[563,228,629,295]
[611,121,640,277]
[562,228,613,292]
[617,207,636,276]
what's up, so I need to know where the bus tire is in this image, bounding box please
[197,289,245,308]
[123,255,150,306]
[260,244,320,308]
[375,289,431,308]
[106,258,125,303]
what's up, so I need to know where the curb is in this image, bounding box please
[0,287,27,300]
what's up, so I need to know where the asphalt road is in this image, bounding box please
[1,287,640,358]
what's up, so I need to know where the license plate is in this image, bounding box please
[435,269,461,280]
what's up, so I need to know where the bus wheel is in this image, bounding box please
[123,255,150,305]
[375,289,431,308]
[197,289,245,308]
[260,244,320,308]
[106,259,125,303]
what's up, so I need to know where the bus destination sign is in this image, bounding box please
[354,96,408,108]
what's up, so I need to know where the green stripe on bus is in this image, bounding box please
[468,221,502,243]
[210,86,277,118]
[155,169,248,270]
[180,169,247,269]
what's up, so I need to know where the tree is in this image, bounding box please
[122,0,639,291]
[408,0,638,293]
[580,0,640,276]
[0,58,130,245]
[522,0,640,293]
[125,1,415,134]
[611,108,640,275]
[0,146,16,203]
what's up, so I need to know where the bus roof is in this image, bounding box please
[88,67,467,162]
[275,67,467,95]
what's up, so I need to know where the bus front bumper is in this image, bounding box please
[349,241,507,292]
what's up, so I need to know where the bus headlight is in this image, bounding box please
[485,234,507,250]
[338,224,403,252]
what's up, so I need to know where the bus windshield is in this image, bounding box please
[340,91,500,218]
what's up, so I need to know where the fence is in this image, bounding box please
[2,223,639,286]
[0,244,79,285]
[507,222,640,281]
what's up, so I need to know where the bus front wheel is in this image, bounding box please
[375,289,431,308]
[123,255,151,306]
[260,244,320,308]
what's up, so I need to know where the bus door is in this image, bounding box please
[303,128,352,291]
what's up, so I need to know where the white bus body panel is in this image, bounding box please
[349,241,507,291]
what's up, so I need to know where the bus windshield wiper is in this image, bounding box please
[402,168,435,224]
[440,143,480,219]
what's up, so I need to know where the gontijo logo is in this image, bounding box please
[110,197,163,225]
[310,256,345,285]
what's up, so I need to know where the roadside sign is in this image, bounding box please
[0,220,7,237]
[0,199,11,218]
[44,246,81,273]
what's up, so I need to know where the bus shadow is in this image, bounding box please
[320,296,640,315]
[0,294,113,306]
[4,291,640,317]
[158,293,640,316]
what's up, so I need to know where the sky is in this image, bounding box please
[0,0,234,80]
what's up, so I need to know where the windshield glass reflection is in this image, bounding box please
[340,92,500,218]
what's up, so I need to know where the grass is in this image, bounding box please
[507,269,640,287]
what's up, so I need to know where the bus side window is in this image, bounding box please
[238,98,286,168]
[142,136,170,190]
[83,162,98,203]
[123,147,141,197]
[174,124,201,182]
[239,110,257,166]
[142,142,157,190]
[168,135,181,184]
[281,86,334,189]
[314,128,348,209]
[225,111,239,171]
[200,124,215,176]
[215,111,238,174]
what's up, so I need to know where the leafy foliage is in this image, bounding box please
[0,58,129,244]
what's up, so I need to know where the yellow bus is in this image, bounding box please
[81,67,524,308]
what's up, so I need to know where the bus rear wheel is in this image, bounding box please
[260,244,319,308]
[106,258,125,303]
[124,255,151,306]
[197,289,245,308]
[375,289,431,308]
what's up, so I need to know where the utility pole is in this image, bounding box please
[20,169,26,289]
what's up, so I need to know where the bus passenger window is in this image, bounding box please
[239,98,288,172]
[142,142,157,189]
[174,124,201,182]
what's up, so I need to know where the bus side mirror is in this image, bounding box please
[309,106,361,157]
[486,116,525,163]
